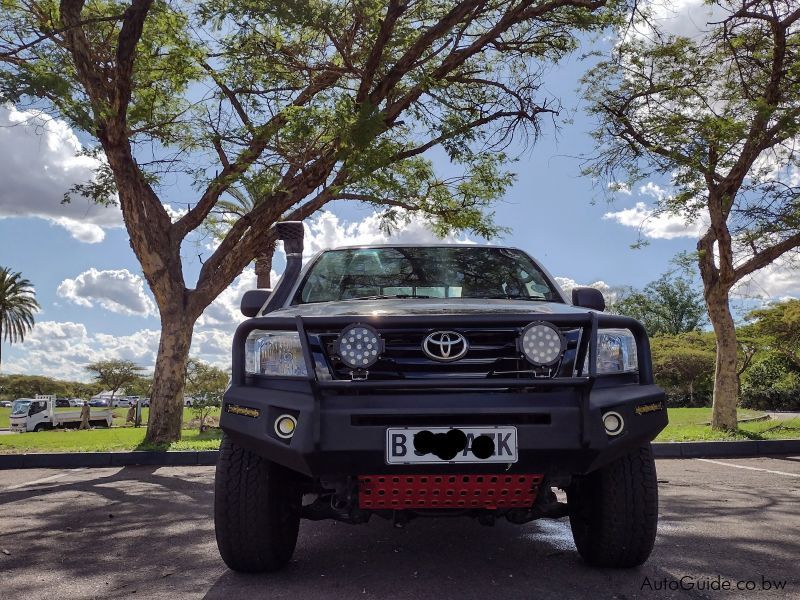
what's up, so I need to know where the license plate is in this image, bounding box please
[386,426,518,465]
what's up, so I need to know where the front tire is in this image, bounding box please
[567,443,658,568]
[214,434,301,573]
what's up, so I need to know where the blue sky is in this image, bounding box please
[0,6,787,381]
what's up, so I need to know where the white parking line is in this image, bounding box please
[2,468,85,491]
[696,458,800,478]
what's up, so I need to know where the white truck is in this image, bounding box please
[9,395,113,432]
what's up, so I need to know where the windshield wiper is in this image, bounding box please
[345,294,432,301]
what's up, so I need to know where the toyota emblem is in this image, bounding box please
[422,331,469,362]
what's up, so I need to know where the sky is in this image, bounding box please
[0,0,796,382]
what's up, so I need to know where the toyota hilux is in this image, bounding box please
[215,222,667,572]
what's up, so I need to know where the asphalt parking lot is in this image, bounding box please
[0,457,798,599]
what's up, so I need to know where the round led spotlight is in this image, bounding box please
[274,414,297,439]
[335,323,383,369]
[602,411,624,436]
[520,322,566,366]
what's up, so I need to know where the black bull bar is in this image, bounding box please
[228,312,654,449]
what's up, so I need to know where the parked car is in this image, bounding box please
[0,401,11,408]
[214,223,668,574]
[68,398,83,407]
[88,399,110,408]
[55,398,71,408]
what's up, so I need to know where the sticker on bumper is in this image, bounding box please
[225,404,260,418]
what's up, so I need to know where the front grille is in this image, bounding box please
[308,325,584,380]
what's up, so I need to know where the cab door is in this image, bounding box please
[28,400,49,430]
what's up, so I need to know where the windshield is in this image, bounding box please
[295,247,563,304]
[11,400,31,416]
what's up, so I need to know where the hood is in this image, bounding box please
[267,298,594,318]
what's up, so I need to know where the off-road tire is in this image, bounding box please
[567,443,658,568]
[214,434,301,573]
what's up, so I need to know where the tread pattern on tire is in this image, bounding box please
[568,443,659,568]
[214,434,301,573]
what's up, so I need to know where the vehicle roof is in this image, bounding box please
[322,244,523,251]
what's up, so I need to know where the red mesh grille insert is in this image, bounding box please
[358,474,543,510]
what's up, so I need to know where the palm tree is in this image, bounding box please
[207,179,278,289]
[0,267,39,370]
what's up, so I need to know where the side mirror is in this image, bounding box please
[241,289,272,318]
[572,287,605,312]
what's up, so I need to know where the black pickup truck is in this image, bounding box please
[215,222,668,573]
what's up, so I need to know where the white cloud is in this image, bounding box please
[0,105,122,242]
[163,203,187,222]
[299,210,475,260]
[57,268,156,317]
[603,201,707,239]
[196,268,279,329]
[4,317,234,380]
[631,0,729,41]
[190,328,233,368]
[733,254,800,301]
[555,277,618,304]
[3,321,161,380]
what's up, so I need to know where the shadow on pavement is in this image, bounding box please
[0,461,797,599]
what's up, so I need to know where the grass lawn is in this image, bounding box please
[0,407,8,429]
[656,408,800,442]
[0,427,222,453]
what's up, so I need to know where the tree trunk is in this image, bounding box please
[706,286,739,430]
[255,245,275,289]
[145,309,195,444]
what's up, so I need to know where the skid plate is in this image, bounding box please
[358,473,543,510]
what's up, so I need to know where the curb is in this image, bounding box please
[0,450,220,470]
[651,439,800,458]
[0,440,799,470]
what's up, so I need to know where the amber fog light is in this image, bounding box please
[603,411,624,436]
[274,414,297,439]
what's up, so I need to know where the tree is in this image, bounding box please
[185,359,228,432]
[0,373,103,400]
[612,271,706,335]
[651,333,717,405]
[0,267,39,370]
[747,299,800,368]
[125,375,154,398]
[583,0,800,429]
[84,360,144,402]
[205,175,277,289]
[1,0,619,443]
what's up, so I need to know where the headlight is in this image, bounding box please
[245,330,308,377]
[335,324,383,369]
[595,329,638,374]
[519,322,565,366]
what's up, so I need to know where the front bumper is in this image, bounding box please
[220,379,667,478]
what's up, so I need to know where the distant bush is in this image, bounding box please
[664,391,712,408]
[740,389,800,412]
